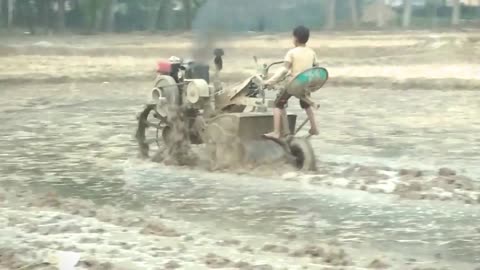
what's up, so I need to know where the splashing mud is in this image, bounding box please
[154,106,199,167]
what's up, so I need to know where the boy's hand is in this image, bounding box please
[263,80,275,90]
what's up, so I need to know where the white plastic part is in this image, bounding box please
[168,56,182,63]
[185,79,210,104]
[151,87,162,100]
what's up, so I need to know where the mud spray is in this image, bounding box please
[151,105,198,167]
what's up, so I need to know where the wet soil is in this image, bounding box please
[0,32,479,269]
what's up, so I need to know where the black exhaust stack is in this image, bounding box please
[213,48,224,72]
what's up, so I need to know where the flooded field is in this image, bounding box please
[0,80,479,269]
[0,32,479,269]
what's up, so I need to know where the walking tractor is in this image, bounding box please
[135,49,329,171]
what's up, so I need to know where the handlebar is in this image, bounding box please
[252,58,285,104]
[265,61,284,74]
[253,56,284,78]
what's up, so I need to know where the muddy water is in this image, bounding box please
[304,87,480,178]
[126,166,480,263]
[1,81,479,268]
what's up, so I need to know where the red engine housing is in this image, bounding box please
[156,61,172,74]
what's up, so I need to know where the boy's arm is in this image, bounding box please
[313,51,319,67]
[264,50,293,85]
[264,62,291,85]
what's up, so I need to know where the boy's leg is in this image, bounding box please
[268,107,283,138]
[300,99,319,136]
[264,89,291,139]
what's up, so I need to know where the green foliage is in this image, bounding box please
[79,0,114,32]
[1,0,479,34]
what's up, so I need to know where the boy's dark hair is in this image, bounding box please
[293,25,310,44]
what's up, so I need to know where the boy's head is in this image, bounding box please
[293,25,310,46]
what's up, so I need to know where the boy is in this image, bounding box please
[263,25,319,140]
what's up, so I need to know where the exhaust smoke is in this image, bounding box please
[190,0,271,63]
[189,0,323,63]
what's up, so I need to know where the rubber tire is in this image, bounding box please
[288,138,317,171]
[135,104,155,158]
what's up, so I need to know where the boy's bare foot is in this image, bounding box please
[308,128,319,136]
[262,131,281,140]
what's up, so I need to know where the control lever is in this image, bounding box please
[253,56,268,79]
[251,75,266,104]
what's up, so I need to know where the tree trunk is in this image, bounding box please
[38,0,46,28]
[146,0,159,32]
[95,8,103,31]
[87,0,106,32]
[0,0,3,26]
[155,0,169,30]
[451,0,461,26]
[25,0,35,34]
[7,0,15,28]
[477,5,480,26]
[47,0,52,30]
[430,0,438,28]
[82,0,98,33]
[402,0,412,28]
[257,15,266,32]
[183,0,192,30]
[105,0,116,32]
[57,0,65,32]
[349,0,358,28]
[376,0,385,28]
[325,0,336,30]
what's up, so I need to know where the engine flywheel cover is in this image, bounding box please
[186,79,209,104]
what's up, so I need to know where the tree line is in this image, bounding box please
[0,0,206,34]
[0,0,477,34]
[328,0,474,29]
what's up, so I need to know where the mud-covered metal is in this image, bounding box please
[135,52,327,171]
